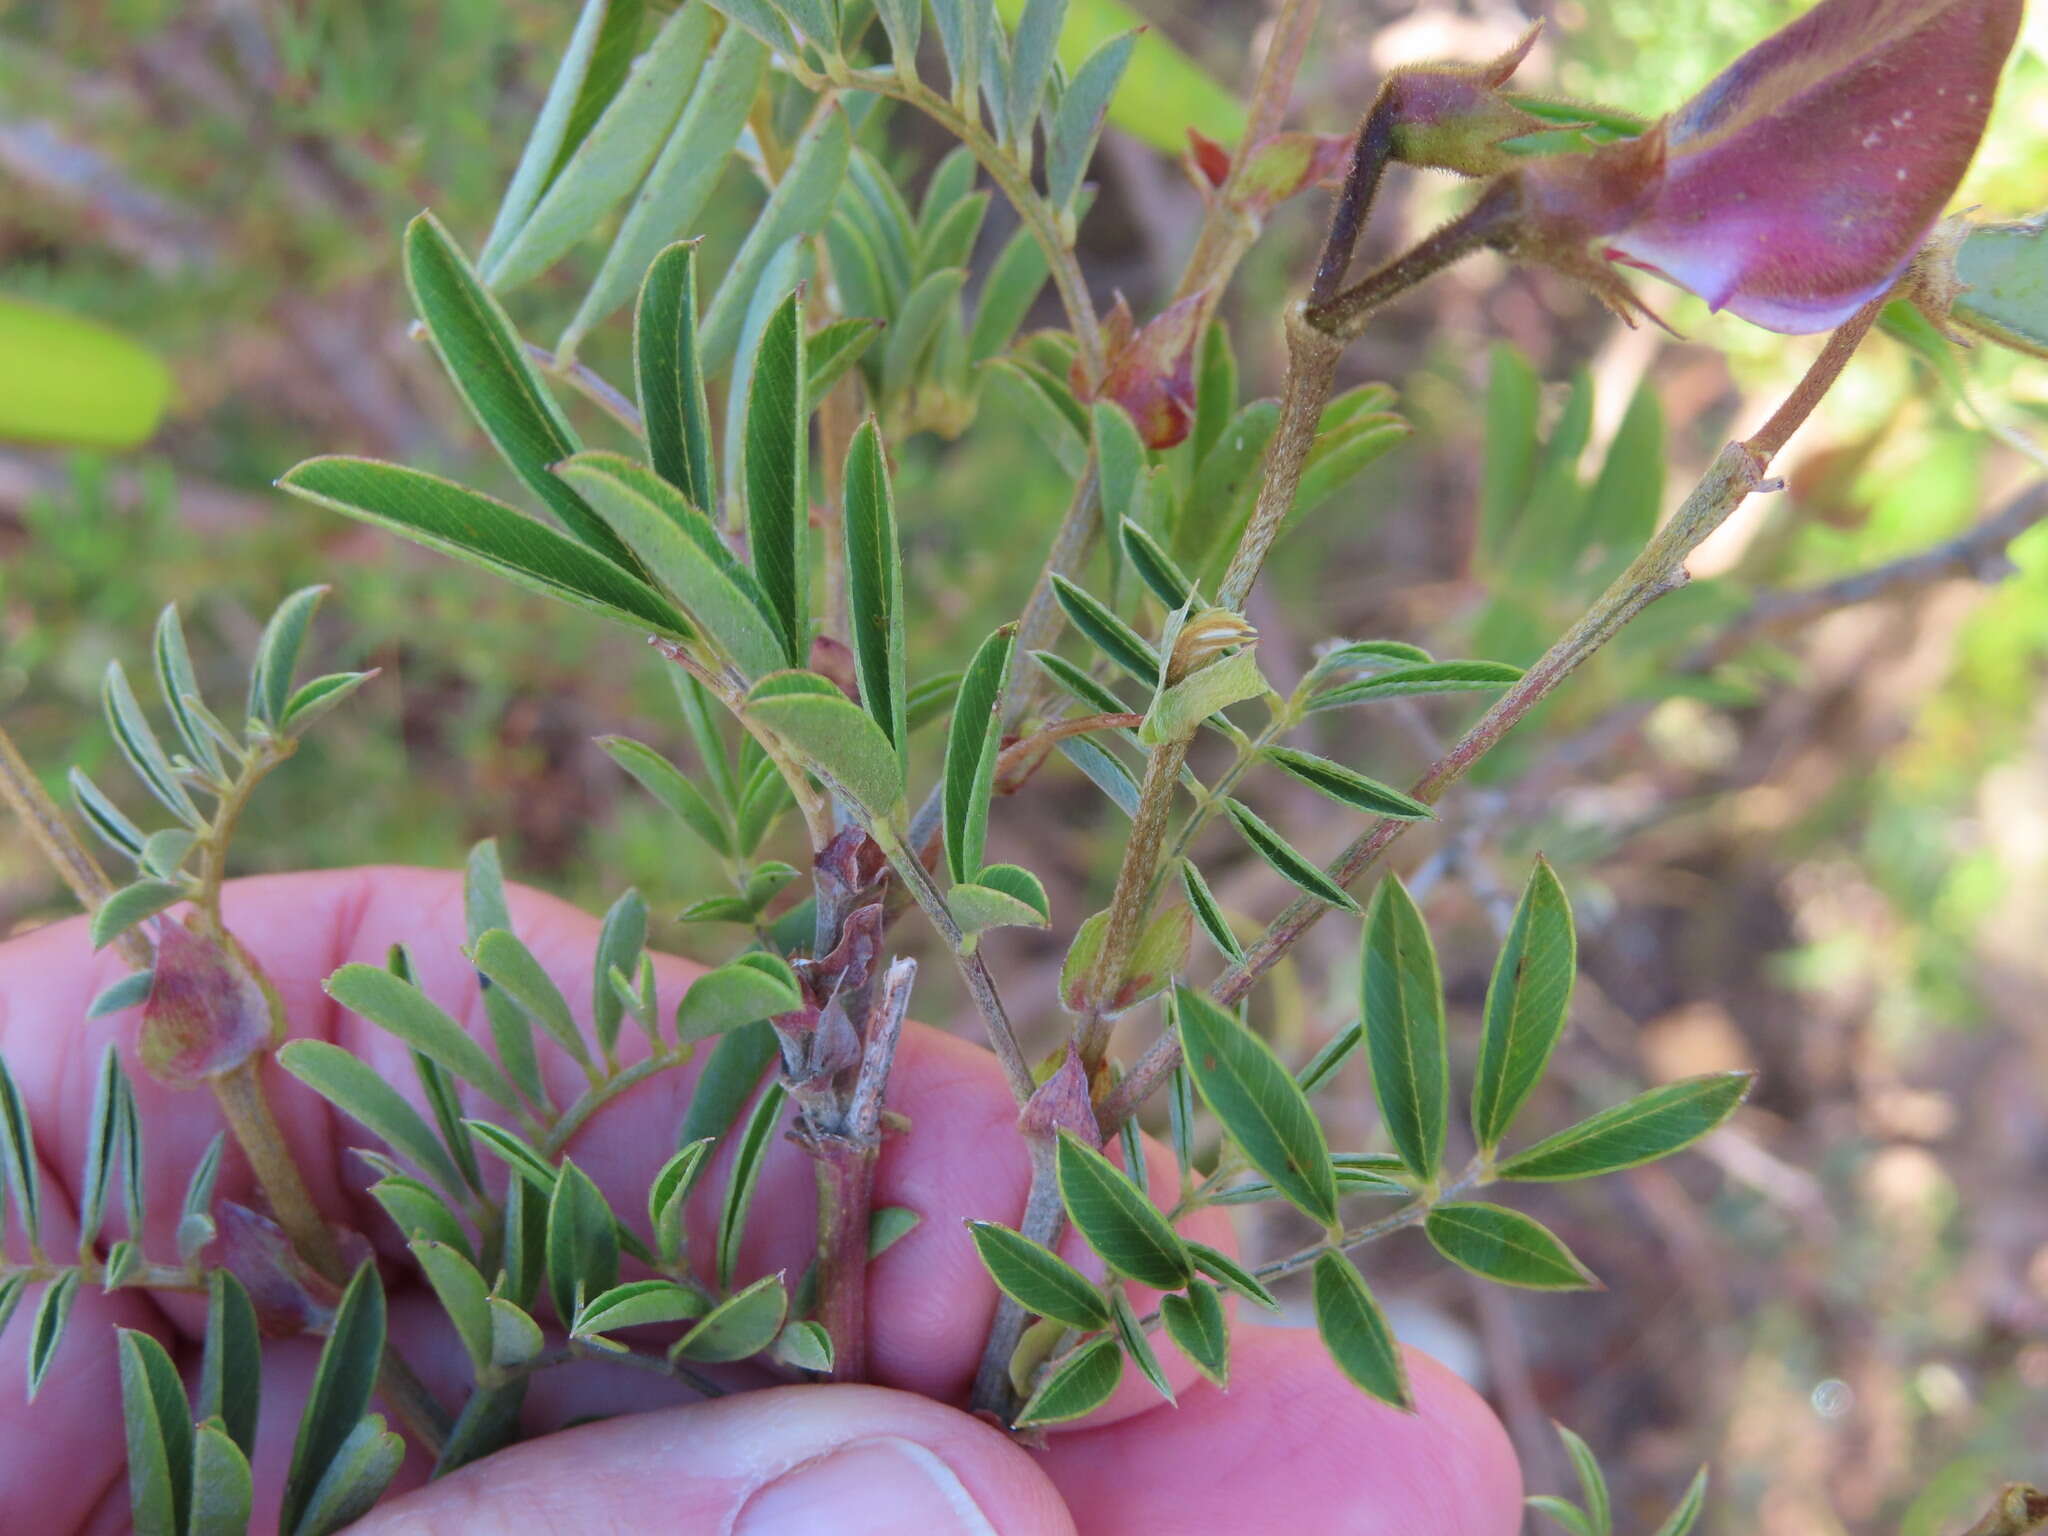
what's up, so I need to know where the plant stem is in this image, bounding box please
[1075,735,1190,1066]
[1305,177,1521,339]
[877,827,1034,1104]
[968,1134,1062,1417]
[1098,298,1888,1129]
[0,723,152,970]
[525,344,645,437]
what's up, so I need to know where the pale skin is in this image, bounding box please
[0,867,1523,1533]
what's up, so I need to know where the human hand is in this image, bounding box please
[0,867,1521,1533]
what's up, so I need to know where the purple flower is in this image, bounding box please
[1522,0,2022,332]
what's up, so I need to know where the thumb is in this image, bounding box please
[348,1384,1076,1535]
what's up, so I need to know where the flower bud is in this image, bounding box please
[1076,291,1208,449]
[139,921,281,1088]
[1516,0,2022,332]
[1385,23,1550,178]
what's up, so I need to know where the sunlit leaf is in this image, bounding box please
[967,1221,1110,1330]
[1361,876,1448,1181]
[1015,1334,1122,1426]
[1471,859,1576,1154]
[1311,1250,1409,1410]
[1056,1131,1191,1290]
[1497,1074,1752,1182]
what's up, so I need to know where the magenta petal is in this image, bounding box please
[1608,0,2021,332]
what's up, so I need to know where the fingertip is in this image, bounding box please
[349,1385,1074,1536]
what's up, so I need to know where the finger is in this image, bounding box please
[1034,1330,1524,1535]
[0,1148,171,1533]
[347,1384,1075,1536]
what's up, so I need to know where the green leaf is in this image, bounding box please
[568,26,769,355]
[1055,1130,1191,1290]
[489,1296,545,1370]
[1311,1250,1409,1410]
[1361,876,1449,1182]
[194,1272,260,1460]
[246,584,330,733]
[324,965,520,1110]
[1262,746,1433,820]
[1480,345,1542,565]
[677,955,802,1043]
[673,1271,788,1362]
[634,243,717,509]
[951,864,1052,934]
[1471,858,1577,1153]
[280,1263,385,1536]
[1046,29,1137,214]
[1582,380,1664,579]
[744,671,906,817]
[679,1018,777,1147]
[466,1121,556,1193]
[403,212,629,566]
[26,1268,79,1398]
[1005,0,1067,148]
[289,1413,405,1536]
[1953,212,2048,358]
[1015,1334,1122,1426]
[598,735,731,855]
[117,1329,191,1536]
[874,0,921,62]
[471,927,590,1073]
[411,1053,483,1198]
[481,0,648,271]
[1109,1284,1174,1403]
[279,671,376,736]
[1292,415,1410,521]
[968,226,1049,362]
[718,1081,789,1290]
[1058,736,1140,817]
[556,451,785,680]
[463,840,547,1110]
[943,626,1015,884]
[0,1059,42,1252]
[967,1221,1110,1330]
[1139,646,1268,746]
[1425,1202,1599,1291]
[70,766,146,859]
[770,1319,834,1373]
[1177,399,1278,577]
[1223,799,1361,914]
[743,289,809,664]
[76,1044,130,1251]
[1648,1467,1709,1536]
[369,1175,472,1260]
[592,889,647,1058]
[279,1040,467,1199]
[87,969,154,1020]
[575,1278,709,1337]
[807,318,882,402]
[1556,1421,1613,1536]
[1122,521,1195,611]
[1161,1277,1228,1388]
[411,1240,493,1378]
[930,0,989,108]
[103,660,200,824]
[880,267,968,403]
[1180,860,1241,961]
[497,1176,547,1312]
[276,457,685,636]
[151,605,223,782]
[1059,903,1189,1016]
[547,1160,621,1327]
[1296,1020,1361,1095]
[844,419,908,760]
[483,6,712,292]
[994,0,1242,154]
[982,357,1090,476]
[697,106,852,376]
[177,1135,225,1265]
[1310,660,1524,711]
[1175,986,1339,1228]
[90,878,185,950]
[187,1421,255,1536]
[1050,574,1156,682]
[649,1138,715,1266]
[859,1206,916,1260]
[1497,1073,1753,1181]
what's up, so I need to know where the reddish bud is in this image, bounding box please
[1519,0,2021,332]
[1234,132,1355,217]
[1078,290,1208,449]
[1020,1043,1100,1147]
[139,922,280,1088]
[1186,127,1232,189]
[212,1201,343,1334]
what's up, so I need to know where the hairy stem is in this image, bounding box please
[525,344,645,437]
[1075,735,1190,1066]
[0,723,151,970]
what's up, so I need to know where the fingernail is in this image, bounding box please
[735,1436,999,1536]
